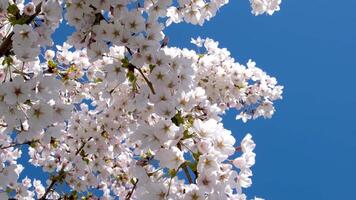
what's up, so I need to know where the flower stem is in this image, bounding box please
[133,65,156,95]
[182,164,193,184]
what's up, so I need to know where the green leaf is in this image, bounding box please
[126,70,138,92]
[23,99,32,106]
[29,140,38,148]
[7,4,19,16]
[189,161,198,172]
[48,60,57,68]
[94,77,103,83]
[182,130,193,139]
[83,158,90,164]
[171,111,184,126]
[127,70,136,82]
[70,191,78,199]
[5,187,13,193]
[2,56,13,66]
[169,169,177,177]
[149,64,156,72]
[192,152,201,161]
[130,177,137,185]
[50,138,59,148]
[121,57,130,68]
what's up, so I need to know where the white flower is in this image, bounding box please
[191,37,205,47]
[192,119,218,138]
[241,134,256,153]
[155,147,185,169]
[183,184,205,200]
[155,101,176,119]
[154,120,181,145]
[103,62,126,84]
[124,11,145,33]
[12,24,38,46]
[197,154,219,174]
[213,128,236,156]
[3,76,30,105]
[233,152,256,170]
[250,0,282,16]
[44,50,55,60]
[196,172,217,193]
[0,164,22,189]
[197,139,212,154]
[24,2,36,16]
[33,179,45,199]
[28,102,54,130]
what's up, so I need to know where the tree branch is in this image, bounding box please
[0,123,7,127]
[0,139,39,150]
[133,65,156,95]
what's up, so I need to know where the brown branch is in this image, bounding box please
[235,146,242,152]
[0,2,42,58]
[133,65,156,95]
[0,139,39,150]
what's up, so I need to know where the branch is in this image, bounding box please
[235,146,242,152]
[0,2,42,58]
[0,123,7,127]
[0,140,39,150]
[39,172,61,200]
[125,179,138,200]
[133,65,156,95]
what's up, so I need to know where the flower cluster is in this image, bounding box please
[0,0,282,199]
[1,0,62,61]
[250,0,282,16]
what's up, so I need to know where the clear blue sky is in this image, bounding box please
[33,0,356,199]
[166,0,356,199]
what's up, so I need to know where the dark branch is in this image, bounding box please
[125,179,138,200]
[0,140,39,150]
[133,65,156,95]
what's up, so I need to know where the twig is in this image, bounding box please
[125,179,138,200]
[166,176,173,198]
[235,146,242,152]
[133,65,156,94]
[0,139,39,150]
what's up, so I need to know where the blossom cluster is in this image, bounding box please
[1,0,62,61]
[250,0,282,16]
[0,0,282,199]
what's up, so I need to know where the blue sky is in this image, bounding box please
[166,0,356,199]
[33,0,356,199]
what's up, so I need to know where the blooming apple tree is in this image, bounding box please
[0,0,282,199]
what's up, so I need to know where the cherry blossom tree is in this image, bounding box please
[0,0,283,199]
